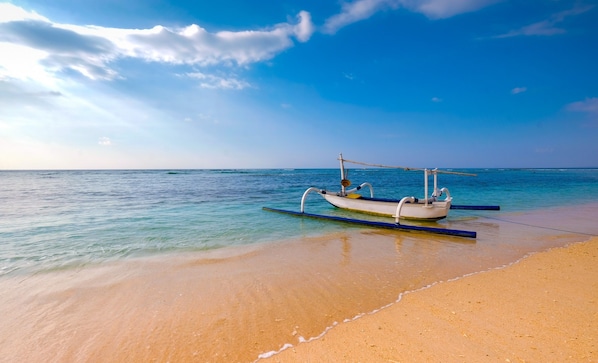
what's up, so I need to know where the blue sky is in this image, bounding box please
[0,0,597,169]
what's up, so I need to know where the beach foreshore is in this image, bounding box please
[266,237,598,362]
[0,206,596,362]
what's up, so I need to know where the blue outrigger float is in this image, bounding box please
[263,154,500,239]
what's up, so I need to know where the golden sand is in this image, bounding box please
[268,237,598,362]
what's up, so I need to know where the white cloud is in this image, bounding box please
[322,0,500,33]
[0,4,315,82]
[294,11,315,42]
[431,96,442,102]
[511,87,527,94]
[495,4,594,38]
[98,137,112,146]
[0,3,47,22]
[0,11,122,81]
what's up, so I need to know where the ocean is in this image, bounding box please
[1,168,597,276]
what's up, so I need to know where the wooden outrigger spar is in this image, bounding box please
[262,207,477,238]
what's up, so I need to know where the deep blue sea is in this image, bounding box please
[1,168,597,276]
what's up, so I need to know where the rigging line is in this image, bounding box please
[470,214,597,237]
[339,158,477,177]
[340,158,415,170]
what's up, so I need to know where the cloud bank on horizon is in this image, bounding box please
[0,0,596,169]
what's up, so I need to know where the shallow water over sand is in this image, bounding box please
[2,168,597,277]
[1,203,596,362]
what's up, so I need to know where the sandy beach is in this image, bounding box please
[268,237,598,362]
[0,207,596,362]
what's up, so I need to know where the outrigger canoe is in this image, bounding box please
[263,154,499,238]
[300,154,498,222]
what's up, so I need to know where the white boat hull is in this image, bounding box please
[322,193,451,220]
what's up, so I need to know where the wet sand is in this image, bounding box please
[4,231,429,362]
[268,237,598,362]
[0,205,596,362]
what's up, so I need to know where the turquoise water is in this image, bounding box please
[1,168,597,276]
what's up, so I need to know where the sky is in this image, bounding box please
[0,0,597,169]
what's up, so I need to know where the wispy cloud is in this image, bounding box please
[322,0,391,34]
[494,4,594,38]
[567,97,598,113]
[98,137,112,146]
[186,71,251,90]
[343,72,355,80]
[0,3,315,82]
[322,0,501,34]
[184,113,220,124]
[404,0,501,19]
[511,87,527,94]
[567,97,598,126]
[431,97,442,102]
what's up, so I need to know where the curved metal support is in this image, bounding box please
[394,196,415,224]
[344,182,374,198]
[301,187,322,213]
[440,187,451,201]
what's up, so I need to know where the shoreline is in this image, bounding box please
[0,204,596,362]
[265,237,598,362]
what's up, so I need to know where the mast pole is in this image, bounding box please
[339,153,346,196]
[433,169,438,197]
[424,168,429,205]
